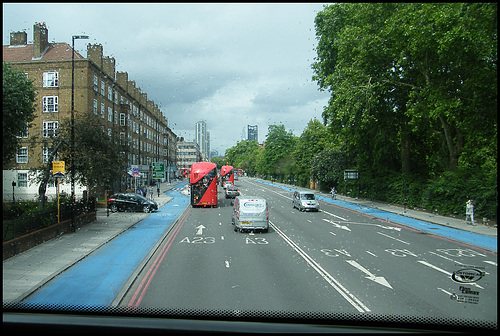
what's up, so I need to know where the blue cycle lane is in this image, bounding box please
[24,183,190,307]
[256,179,496,253]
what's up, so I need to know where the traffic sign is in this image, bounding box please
[53,172,65,178]
[152,162,165,179]
[52,161,65,177]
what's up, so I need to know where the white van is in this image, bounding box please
[292,190,319,212]
[232,196,269,232]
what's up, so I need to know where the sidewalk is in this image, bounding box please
[325,192,497,238]
[2,180,178,303]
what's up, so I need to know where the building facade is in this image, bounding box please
[195,120,211,160]
[3,23,177,201]
[176,140,202,171]
[247,125,258,142]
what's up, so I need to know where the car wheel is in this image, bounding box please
[143,205,150,213]
[110,204,118,213]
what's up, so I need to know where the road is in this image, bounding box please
[119,178,497,323]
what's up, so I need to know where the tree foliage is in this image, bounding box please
[57,113,129,193]
[3,63,37,166]
[224,3,496,220]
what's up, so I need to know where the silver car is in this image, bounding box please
[232,196,269,232]
[292,190,319,212]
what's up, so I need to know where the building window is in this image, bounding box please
[101,80,105,96]
[17,123,29,138]
[42,96,58,112]
[43,147,57,163]
[108,128,112,137]
[17,173,28,187]
[114,111,118,124]
[43,71,58,87]
[16,147,28,163]
[101,103,105,118]
[120,113,126,126]
[93,99,98,115]
[93,75,99,91]
[43,121,58,138]
[108,107,112,122]
[108,85,112,101]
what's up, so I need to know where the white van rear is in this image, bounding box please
[232,197,269,232]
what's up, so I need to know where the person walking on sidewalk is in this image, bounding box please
[331,187,336,200]
[465,199,475,226]
[157,184,161,197]
[148,185,154,200]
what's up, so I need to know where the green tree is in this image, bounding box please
[224,139,260,172]
[313,3,497,176]
[293,118,334,187]
[312,3,497,219]
[57,113,129,194]
[262,124,296,181]
[3,63,37,166]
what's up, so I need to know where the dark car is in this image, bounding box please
[225,185,240,199]
[108,193,158,213]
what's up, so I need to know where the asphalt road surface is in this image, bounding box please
[120,178,497,323]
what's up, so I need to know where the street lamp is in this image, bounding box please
[71,34,89,232]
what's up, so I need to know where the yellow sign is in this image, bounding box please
[52,161,65,174]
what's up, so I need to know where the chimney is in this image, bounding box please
[87,43,103,69]
[33,22,49,58]
[116,71,129,90]
[103,56,116,81]
[10,31,27,46]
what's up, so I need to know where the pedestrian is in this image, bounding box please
[157,184,160,197]
[465,199,475,226]
[331,187,336,200]
[148,185,154,199]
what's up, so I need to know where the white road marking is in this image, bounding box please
[270,221,370,313]
[321,210,348,221]
[195,225,205,235]
[346,260,393,289]
[322,218,351,232]
[377,232,410,245]
[417,260,484,289]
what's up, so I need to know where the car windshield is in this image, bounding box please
[3,3,497,333]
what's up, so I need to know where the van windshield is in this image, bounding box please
[302,193,315,200]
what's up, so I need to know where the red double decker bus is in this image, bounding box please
[190,162,218,207]
[220,165,234,186]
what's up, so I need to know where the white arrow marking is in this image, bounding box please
[195,225,206,235]
[322,218,351,231]
[346,260,393,289]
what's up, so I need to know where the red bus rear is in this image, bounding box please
[220,165,234,186]
[190,162,218,207]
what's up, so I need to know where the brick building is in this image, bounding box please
[3,22,177,201]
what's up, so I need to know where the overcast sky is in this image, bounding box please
[3,2,331,156]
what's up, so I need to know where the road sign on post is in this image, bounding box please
[152,162,165,179]
[52,161,65,177]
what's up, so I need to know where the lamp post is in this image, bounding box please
[71,34,89,232]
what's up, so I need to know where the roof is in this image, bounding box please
[3,42,85,63]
